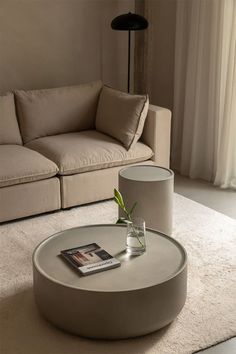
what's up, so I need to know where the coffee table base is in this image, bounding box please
[34,268,187,339]
[33,225,187,339]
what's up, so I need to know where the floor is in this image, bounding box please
[174,174,236,219]
[174,174,236,353]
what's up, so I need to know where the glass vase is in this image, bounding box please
[126,217,146,255]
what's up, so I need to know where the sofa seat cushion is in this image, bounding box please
[26,130,153,175]
[0,145,59,187]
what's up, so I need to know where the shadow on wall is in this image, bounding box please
[0,287,171,354]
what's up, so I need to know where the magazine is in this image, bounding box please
[61,243,120,275]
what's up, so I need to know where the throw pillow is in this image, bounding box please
[95,86,149,149]
[15,81,103,144]
[0,93,22,145]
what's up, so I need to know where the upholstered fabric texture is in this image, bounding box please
[0,178,61,222]
[15,80,103,143]
[0,145,58,187]
[0,93,22,145]
[141,105,172,167]
[60,160,154,208]
[26,130,153,175]
[96,86,149,149]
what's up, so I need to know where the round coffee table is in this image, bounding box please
[33,224,187,339]
[119,165,174,235]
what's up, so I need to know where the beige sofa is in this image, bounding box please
[0,81,171,222]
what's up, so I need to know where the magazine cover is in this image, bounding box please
[61,243,120,275]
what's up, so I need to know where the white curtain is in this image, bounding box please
[172,0,236,189]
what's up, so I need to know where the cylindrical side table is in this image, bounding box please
[119,165,174,235]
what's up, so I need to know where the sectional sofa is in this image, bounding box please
[0,81,171,222]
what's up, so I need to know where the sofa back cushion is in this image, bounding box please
[0,93,22,145]
[15,81,103,144]
[95,86,149,150]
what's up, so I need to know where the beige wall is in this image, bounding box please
[145,0,176,110]
[0,0,134,93]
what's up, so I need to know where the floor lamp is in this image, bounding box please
[111,12,148,93]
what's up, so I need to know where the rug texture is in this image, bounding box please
[0,193,235,354]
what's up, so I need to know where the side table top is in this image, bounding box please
[119,165,174,182]
[33,224,187,293]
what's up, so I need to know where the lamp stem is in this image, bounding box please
[128,30,131,93]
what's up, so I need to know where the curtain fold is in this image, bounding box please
[172,0,236,189]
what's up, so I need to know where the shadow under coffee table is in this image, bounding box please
[33,224,187,339]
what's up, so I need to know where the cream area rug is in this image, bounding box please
[0,193,235,354]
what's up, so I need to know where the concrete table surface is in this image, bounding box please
[33,224,187,339]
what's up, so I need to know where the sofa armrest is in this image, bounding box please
[141,104,171,168]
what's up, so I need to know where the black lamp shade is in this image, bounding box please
[111,12,148,31]
[111,12,148,93]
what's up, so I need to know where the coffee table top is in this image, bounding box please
[33,225,187,292]
[119,165,173,182]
